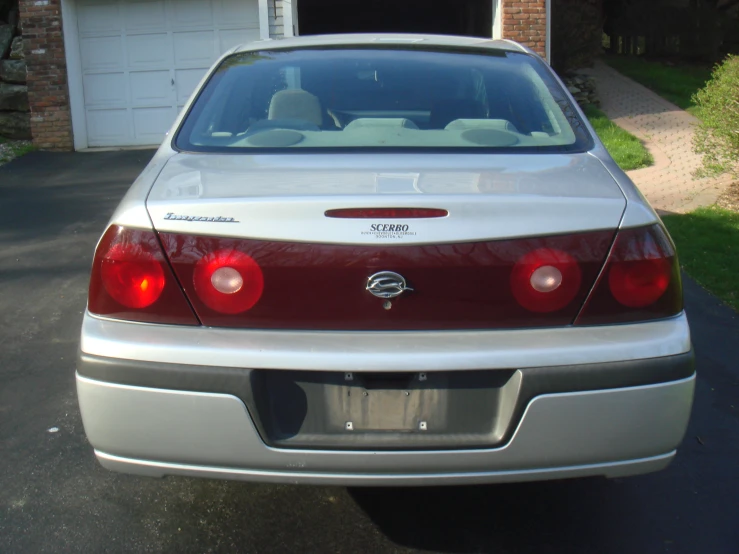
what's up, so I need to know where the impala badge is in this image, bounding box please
[164,212,239,223]
[366,271,413,299]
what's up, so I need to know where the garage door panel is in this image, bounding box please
[126,33,173,69]
[125,0,168,32]
[173,31,217,67]
[86,109,131,146]
[80,36,123,71]
[78,0,121,35]
[214,0,260,27]
[133,107,177,142]
[77,0,260,147]
[130,70,174,106]
[220,28,260,53]
[172,0,214,27]
[83,73,128,106]
[175,68,207,105]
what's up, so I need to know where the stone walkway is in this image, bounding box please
[586,60,733,213]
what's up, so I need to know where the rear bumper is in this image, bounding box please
[76,365,695,485]
[77,312,695,485]
[78,350,695,451]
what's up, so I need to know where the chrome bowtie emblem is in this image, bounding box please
[366,271,413,299]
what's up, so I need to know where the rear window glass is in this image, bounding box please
[175,47,592,153]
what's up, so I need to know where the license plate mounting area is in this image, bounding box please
[249,369,519,450]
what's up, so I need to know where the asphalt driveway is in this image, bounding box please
[1,151,738,553]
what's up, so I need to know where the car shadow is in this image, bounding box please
[347,478,623,553]
[346,276,739,554]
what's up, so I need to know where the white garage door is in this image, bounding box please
[76,0,260,147]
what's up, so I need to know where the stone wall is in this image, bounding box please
[562,73,599,108]
[0,4,31,140]
[18,0,72,150]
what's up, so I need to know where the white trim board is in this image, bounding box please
[61,0,88,151]
[258,0,270,40]
[546,0,552,64]
[283,0,295,37]
[492,0,502,39]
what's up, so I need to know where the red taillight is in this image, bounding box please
[100,243,166,308]
[159,231,614,330]
[88,226,199,325]
[510,248,582,313]
[577,224,682,325]
[325,208,448,219]
[193,249,264,314]
[609,258,672,308]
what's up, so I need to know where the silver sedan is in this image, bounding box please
[77,34,694,486]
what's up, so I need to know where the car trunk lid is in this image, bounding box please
[147,153,625,330]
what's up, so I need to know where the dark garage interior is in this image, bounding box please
[298,0,493,38]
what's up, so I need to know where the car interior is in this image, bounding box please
[181,50,580,149]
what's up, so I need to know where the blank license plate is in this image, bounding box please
[331,386,447,432]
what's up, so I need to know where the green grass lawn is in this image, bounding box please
[662,206,739,311]
[584,105,653,171]
[603,55,712,116]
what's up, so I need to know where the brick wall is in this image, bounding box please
[502,0,547,57]
[18,0,72,150]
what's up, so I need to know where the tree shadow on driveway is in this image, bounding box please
[0,150,154,245]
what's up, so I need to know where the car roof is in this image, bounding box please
[233,34,530,55]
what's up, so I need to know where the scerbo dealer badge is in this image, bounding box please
[361,223,418,240]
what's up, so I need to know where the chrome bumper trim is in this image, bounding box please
[95,450,676,486]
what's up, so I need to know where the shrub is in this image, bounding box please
[551,0,603,73]
[693,55,739,176]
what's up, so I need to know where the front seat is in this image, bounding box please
[268,89,324,127]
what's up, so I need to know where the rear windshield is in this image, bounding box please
[175,47,592,153]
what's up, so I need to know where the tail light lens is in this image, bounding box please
[90,225,678,329]
[576,224,682,325]
[88,226,199,325]
[100,243,165,309]
[193,249,264,314]
[159,231,614,329]
[510,248,582,313]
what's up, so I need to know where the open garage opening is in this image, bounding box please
[297,0,494,39]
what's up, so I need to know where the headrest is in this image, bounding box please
[445,119,519,133]
[268,89,323,127]
[344,118,420,130]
